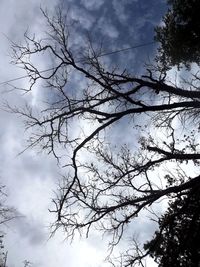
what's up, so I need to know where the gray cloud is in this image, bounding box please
[9,216,46,246]
[0,1,167,267]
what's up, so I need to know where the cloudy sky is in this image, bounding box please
[0,1,167,267]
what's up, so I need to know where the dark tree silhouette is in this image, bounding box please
[0,234,7,267]
[155,0,200,69]
[144,186,200,266]
[0,185,18,267]
[0,185,16,226]
[9,8,200,266]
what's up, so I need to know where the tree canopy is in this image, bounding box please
[155,0,200,69]
[144,186,200,266]
[8,8,200,267]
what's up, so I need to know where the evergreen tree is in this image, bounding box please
[155,0,200,69]
[144,187,200,266]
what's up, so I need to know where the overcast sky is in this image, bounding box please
[0,1,167,267]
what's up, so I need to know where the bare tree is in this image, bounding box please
[0,185,19,267]
[9,8,200,266]
[0,186,16,226]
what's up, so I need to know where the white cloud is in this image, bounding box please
[112,0,139,26]
[0,1,114,267]
[0,1,166,267]
[81,0,105,11]
[69,6,95,30]
[97,16,119,39]
[112,0,129,25]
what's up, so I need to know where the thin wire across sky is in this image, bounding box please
[0,41,156,87]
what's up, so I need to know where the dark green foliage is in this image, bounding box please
[155,0,200,69]
[144,187,200,266]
